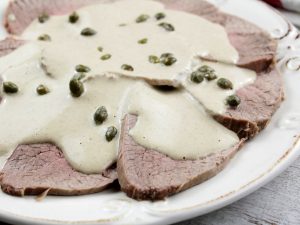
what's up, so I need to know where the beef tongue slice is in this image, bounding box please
[117,114,244,200]
[215,68,284,139]
[0,38,118,197]
[0,144,117,196]
[4,0,276,73]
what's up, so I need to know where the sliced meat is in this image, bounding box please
[0,37,24,57]
[4,0,103,35]
[214,67,284,139]
[0,37,25,103]
[117,114,244,200]
[0,144,117,196]
[161,0,277,72]
[4,0,276,72]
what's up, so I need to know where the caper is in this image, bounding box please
[190,71,204,83]
[160,53,177,66]
[226,95,241,107]
[149,55,160,64]
[160,53,173,58]
[3,81,18,94]
[158,22,175,31]
[38,13,49,23]
[36,84,49,95]
[72,73,86,80]
[204,72,217,81]
[38,34,51,41]
[100,54,111,60]
[69,78,84,97]
[105,126,118,142]
[119,23,127,27]
[121,64,134,71]
[138,38,148,44]
[97,46,103,52]
[161,56,177,66]
[75,64,90,73]
[94,106,108,124]
[155,12,166,20]
[198,65,214,73]
[81,27,97,36]
[69,12,79,23]
[136,14,150,23]
[217,78,233,90]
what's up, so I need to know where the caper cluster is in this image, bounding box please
[148,53,177,66]
[190,65,217,84]
[190,65,241,107]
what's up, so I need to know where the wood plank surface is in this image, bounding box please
[175,156,300,225]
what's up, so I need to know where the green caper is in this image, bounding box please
[161,56,177,66]
[136,14,150,23]
[217,78,233,90]
[155,12,166,20]
[69,78,84,97]
[160,53,177,66]
[119,23,127,27]
[226,95,241,107]
[138,38,148,44]
[204,72,217,81]
[69,12,79,23]
[36,84,49,95]
[94,106,108,124]
[190,71,204,84]
[38,13,49,23]
[160,53,173,58]
[75,64,90,73]
[100,54,111,60]
[38,34,51,41]
[121,64,134,71]
[105,126,118,142]
[158,22,175,31]
[97,46,103,52]
[3,81,18,94]
[72,73,86,80]
[81,27,97,36]
[198,65,214,73]
[149,55,160,64]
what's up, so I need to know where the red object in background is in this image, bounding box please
[263,0,283,8]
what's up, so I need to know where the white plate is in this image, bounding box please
[0,0,300,224]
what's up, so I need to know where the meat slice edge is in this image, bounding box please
[117,114,245,200]
[0,37,24,57]
[4,0,104,35]
[0,144,117,196]
[214,67,284,139]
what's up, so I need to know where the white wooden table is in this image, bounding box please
[175,156,300,225]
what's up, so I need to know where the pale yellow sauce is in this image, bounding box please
[0,0,253,173]
[125,82,239,159]
[184,61,256,114]
[21,0,238,85]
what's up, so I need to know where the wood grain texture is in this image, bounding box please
[175,156,300,225]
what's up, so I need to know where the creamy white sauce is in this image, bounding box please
[125,82,239,159]
[184,61,256,114]
[0,44,135,173]
[21,0,238,84]
[0,0,251,173]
